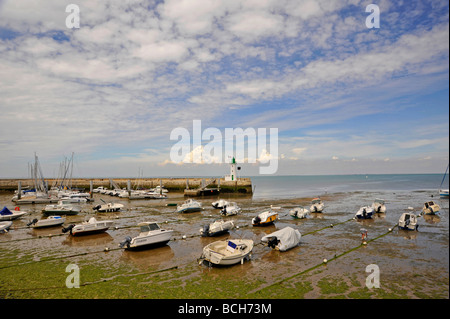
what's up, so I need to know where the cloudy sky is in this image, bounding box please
[0,0,448,178]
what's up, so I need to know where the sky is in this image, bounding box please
[0,0,448,178]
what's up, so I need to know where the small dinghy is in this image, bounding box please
[177,199,202,213]
[200,239,253,266]
[93,202,124,213]
[0,206,27,221]
[310,198,324,213]
[62,217,113,236]
[220,202,241,216]
[119,222,173,250]
[372,199,386,213]
[43,200,80,216]
[289,206,309,219]
[252,210,278,226]
[422,201,440,215]
[200,219,234,237]
[355,206,374,219]
[212,199,229,209]
[0,221,13,233]
[27,216,65,228]
[398,212,419,231]
[261,227,302,252]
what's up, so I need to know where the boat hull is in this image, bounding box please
[202,239,253,266]
[71,221,113,236]
[32,217,65,228]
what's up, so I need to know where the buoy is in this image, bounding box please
[182,235,187,239]
[362,241,367,245]
[330,224,334,228]
[323,258,328,264]
[388,228,392,232]
[104,247,109,252]
[236,225,239,229]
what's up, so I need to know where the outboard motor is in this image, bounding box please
[27,218,38,227]
[119,236,132,249]
[62,224,75,234]
[201,225,210,237]
[93,204,101,211]
[253,216,261,224]
[267,237,279,249]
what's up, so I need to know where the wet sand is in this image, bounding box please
[0,189,448,299]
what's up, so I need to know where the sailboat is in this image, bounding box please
[439,164,449,198]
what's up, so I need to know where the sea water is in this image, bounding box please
[250,174,447,200]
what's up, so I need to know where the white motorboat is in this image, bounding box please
[422,201,440,215]
[59,191,91,202]
[62,217,113,236]
[261,227,302,252]
[200,219,234,237]
[0,206,27,221]
[119,222,173,250]
[310,198,324,213]
[43,200,80,215]
[355,206,374,219]
[0,221,13,233]
[252,210,278,226]
[93,186,106,193]
[289,206,309,219]
[27,216,66,228]
[212,199,230,209]
[93,202,124,212]
[372,199,386,213]
[220,202,241,216]
[398,212,419,231]
[151,186,168,193]
[200,239,253,266]
[440,189,449,197]
[177,199,202,213]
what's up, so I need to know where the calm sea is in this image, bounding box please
[249,174,448,200]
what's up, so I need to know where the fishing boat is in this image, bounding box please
[261,227,302,251]
[0,206,27,221]
[0,221,13,233]
[398,212,419,231]
[289,206,309,219]
[62,217,113,236]
[220,202,241,216]
[422,201,440,215]
[212,199,230,209]
[372,199,386,213]
[355,206,374,219]
[310,198,324,213]
[43,200,80,216]
[252,210,278,226]
[93,202,124,212]
[200,219,234,237]
[200,239,253,266]
[119,222,173,250]
[177,199,202,213]
[27,216,66,228]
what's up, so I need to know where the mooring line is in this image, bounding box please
[249,223,398,295]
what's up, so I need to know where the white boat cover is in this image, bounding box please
[261,227,301,252]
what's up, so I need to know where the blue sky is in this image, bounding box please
[0,0,448,177]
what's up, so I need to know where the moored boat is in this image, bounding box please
[372,199,386,213]
[177,199,202,213]
[0,221,13,233]
[27,216,66,228]
[200,239,253,266]
[119,222,173,250]
[261,227,302,251]
[310,198,324,213]
[93,202,124,213]
[0,206,27,221]
[62,217,113,236]
[422,201,440,215]
[355,206,374,219]
[398,212,419,231]
[220,202,241,216]
[200,219,234,237]
[252,210,278,226]
[43,200,80,216]
[212,199,230,209]
[289,206,309,219]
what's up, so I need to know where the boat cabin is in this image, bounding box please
[138,222,160,233]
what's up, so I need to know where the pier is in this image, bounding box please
[0,177,253,196]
